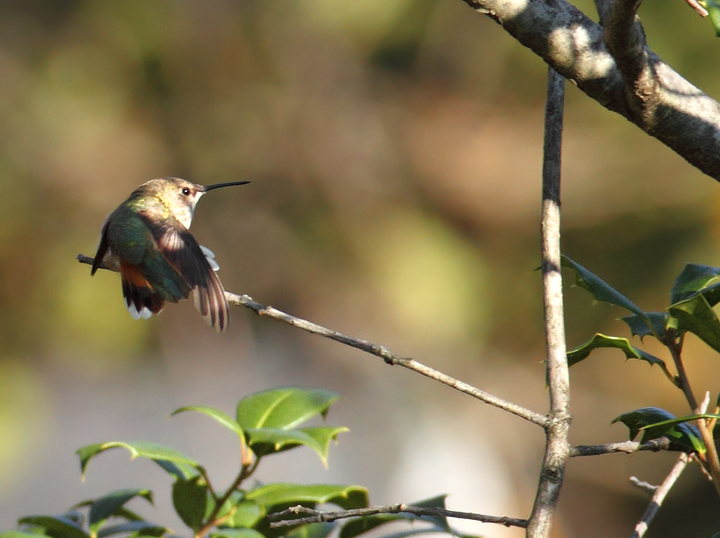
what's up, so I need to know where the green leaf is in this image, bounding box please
[561,256,647,319]
[172,475,209,531]
[339,515,401,538]
[97,521,169,538]
[172,406,244,437]
[407,496,452,532]
[620,312,667,340]
[566,333,671,378]
[612,407,707,453]
[246,426,348,466]
[216,496,265,529]
[640,413,720,454]
[17,517,89,538]
[247,484,368,511]
[670,264,720,304]
[0,531,50,538]
[88,489,153,530]
[236,389,342,430]
[153,459,199,481]
[613,407,676,439]
[668,294,720,353]
[211,530,265,538]
[705,0,720,36]
[339,495,453,538]
[286,523,335,538]
[77,441,202,479]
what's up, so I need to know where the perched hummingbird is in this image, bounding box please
[92,177,249,332]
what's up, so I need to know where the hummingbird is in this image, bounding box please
[91,177,249,332]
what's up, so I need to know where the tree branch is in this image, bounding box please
[267,504,528,529]
[630,453,690,538]
[569,437,674,456]
[458,0,720,181]
[527,68,570,538]
[76,254,549,428]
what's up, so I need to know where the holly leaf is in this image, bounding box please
[670,263,720,304]
[566,333,671,378]
[620,312,667,340]
[561,256,647,319]
[612,407,707,453]
[668,294,720,354]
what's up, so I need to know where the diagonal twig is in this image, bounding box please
[630,453,690,538]
[267,504,527,529]
[76,254,549,428]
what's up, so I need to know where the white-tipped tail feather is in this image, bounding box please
[127,300,154,319]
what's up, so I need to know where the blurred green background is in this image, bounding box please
[1,1,720,537]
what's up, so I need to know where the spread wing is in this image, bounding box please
[151,218,229,332]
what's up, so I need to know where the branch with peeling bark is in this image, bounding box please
[459,0,720,180]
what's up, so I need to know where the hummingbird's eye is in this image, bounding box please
[182,187,191,196]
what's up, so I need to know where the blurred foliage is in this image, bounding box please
[1,0,720,536]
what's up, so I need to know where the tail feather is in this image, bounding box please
[120,262,165,320]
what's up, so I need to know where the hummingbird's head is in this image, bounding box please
[134,177,250,229]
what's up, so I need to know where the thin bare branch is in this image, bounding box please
[527,68,570,538]
[267,504,527,529]
[76,253,550,428]
[630,454,690,538]
[685,0,709,17]
[629,477,658,494]
[570,438,673,457]
[666,337,720,497]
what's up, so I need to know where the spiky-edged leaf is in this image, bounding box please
[620,312,667,340]
[561,256,647,318]
[669,294,720,353]
[77,441,202,479]
[236,389,341,430]
[172,406,244,437]
[567,333,671,376]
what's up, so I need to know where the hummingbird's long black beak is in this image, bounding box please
[201,181,251,192]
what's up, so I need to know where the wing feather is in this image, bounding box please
[150,218,229,332]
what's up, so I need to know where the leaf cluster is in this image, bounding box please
[563,258,720,456]
[1,388,463,538]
